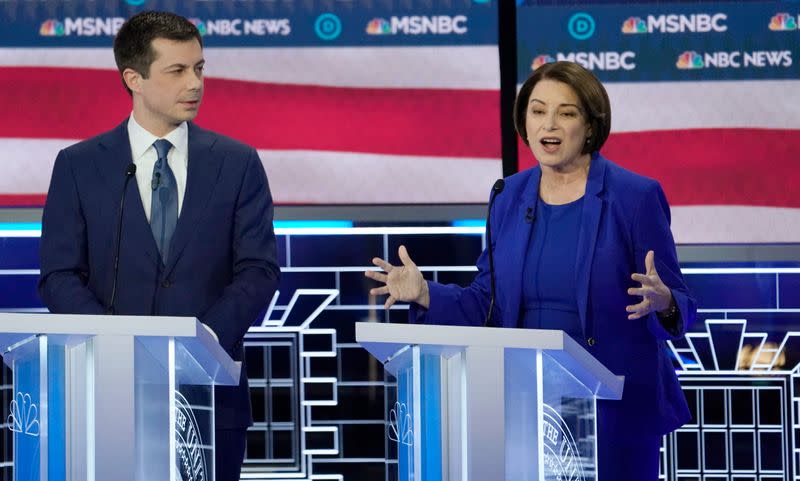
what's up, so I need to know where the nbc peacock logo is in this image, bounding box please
[39,19,65,36]
[769,13,797,31]
[621,16,647,34]
[8,392,39,437]
[388,402,414,446]
[366,18,391,35]
[531,54,556,71]
[676,51,704,69]
[188,18,207,36]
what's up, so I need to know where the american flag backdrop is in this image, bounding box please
[518,1,800,243]
[0,1,502,205]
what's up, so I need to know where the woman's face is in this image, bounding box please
[525,79,592,172]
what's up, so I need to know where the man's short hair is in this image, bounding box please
[513,61,611,155]
[113,11,202,96]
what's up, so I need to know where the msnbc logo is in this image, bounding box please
[366,18,391,35]
[531,55,556,70]
[621,17,647,34]
[676,51,704,69]
[769,13,797,31]
[40,20,65,36]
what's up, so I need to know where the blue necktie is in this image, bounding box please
[150,139,178,264]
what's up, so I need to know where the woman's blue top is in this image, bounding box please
[521,195,584,340]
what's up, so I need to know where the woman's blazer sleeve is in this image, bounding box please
[632,180,697,340]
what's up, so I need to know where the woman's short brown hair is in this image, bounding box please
[513,61,611,155]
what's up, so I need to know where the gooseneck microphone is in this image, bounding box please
[107,163,137,315]
[484,178,505,327]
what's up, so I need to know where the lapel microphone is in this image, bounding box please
[484,178,505,327]
[107,162,137,315]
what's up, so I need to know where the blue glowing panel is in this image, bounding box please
[388,234,482,267]
[0,275,41,309]
[684,274,777,310]
[290,235,383,267]
[0,238,39,269]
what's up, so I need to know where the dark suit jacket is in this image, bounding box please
[39,120,280,429]
[411,152,695,435]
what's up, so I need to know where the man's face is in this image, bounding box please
[130,37,204,134]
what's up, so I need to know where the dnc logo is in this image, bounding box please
[621,17,647,34]
[567,13,595,40]
[770,13,798,31]
[676,51,704,69]
[40,19,65,36]
[531,55,556,70]
[315,13,342,41]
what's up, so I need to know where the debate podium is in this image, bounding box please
[0,313,240,481]
[356,322,624,481]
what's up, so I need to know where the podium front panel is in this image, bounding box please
[134,337,172,480]
[174,338,216,481]
[134,337,217,481]
[383,346,603,481]
[385,346,449,481]
[504,348,541,481]
[8,336,72,481]
[539,351,597,481]
[9,337,43,481]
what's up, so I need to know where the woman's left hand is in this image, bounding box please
[626,250,674,320]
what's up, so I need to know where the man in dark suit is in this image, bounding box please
[38,11,280,480]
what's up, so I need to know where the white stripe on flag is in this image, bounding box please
[606,80,800,132]
[0,46,500,90]
[672,205,800,243]
[0,138,501,203]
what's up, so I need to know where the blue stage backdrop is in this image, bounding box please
[1,224,800,480]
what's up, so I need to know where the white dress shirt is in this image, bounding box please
[127,114,188,221]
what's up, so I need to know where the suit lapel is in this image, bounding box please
[501,168,540,328]
[162,123,222,278]
[95,121,161,266]
[574,153,607,336]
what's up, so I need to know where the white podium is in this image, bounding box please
[0,313,240,481]
[356,322,624,481]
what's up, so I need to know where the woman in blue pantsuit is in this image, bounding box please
[365,61,696,480]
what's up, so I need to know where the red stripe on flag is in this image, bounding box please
[0,195,47,207]
[518,128,800,208]
[0,66,501,158]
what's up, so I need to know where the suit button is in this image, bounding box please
[587,337,596,346]
[161,280,171,288]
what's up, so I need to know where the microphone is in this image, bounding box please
[107,163,137,315]
[484,179,505,327]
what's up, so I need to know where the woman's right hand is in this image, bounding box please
[364,245,430,309]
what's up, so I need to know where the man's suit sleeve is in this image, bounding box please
[38,149,107,314]
[200,148,280,352]
[633,181,697,341]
